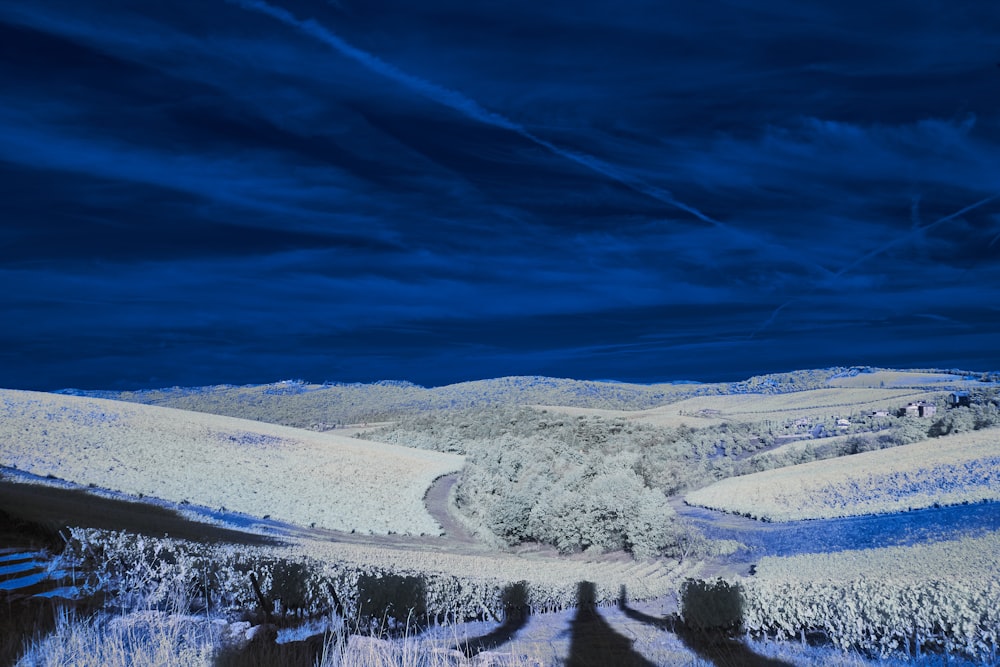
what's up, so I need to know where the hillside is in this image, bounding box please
[535,386,944,429]
[0,389,463,535]
[685,427,1000,521]
[54,367,985,428]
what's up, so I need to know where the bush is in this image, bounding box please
[457,439,688,558]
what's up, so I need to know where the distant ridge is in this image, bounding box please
[49,367,993,430]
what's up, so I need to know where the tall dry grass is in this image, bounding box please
[15,608,558,667]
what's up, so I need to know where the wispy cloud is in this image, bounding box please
[2,0,999,389]
[227,0,727,229]
[751,190,1000,337]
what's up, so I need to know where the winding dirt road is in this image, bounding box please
[422,473,478,544]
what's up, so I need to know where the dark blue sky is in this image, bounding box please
[2,0,999,389]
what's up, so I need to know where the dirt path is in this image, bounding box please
[0,467,492,557]
[423,474,479,544]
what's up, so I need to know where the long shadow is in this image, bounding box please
[0,509,105,667]
[618,586,795,667]
[672,624,796,667]
[355,572,432,639]
[0,595,105,667]
[0,478,279,546]
[616,586,675,631]
[454,581,530,657]
[566,581,655,667]
[214,632,330,667]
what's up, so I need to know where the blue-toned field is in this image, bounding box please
[3,367,999,666]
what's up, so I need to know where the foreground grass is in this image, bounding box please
[16,604,965,667]
[0,390,463,536]
[685,427,1000,521]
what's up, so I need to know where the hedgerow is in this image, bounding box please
[59,528,683,623]
[738,532,1000,662]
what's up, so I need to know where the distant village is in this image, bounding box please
[770,391,974,444]
[669,388,990,455]
[894,391,970,418]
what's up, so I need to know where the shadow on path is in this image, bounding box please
[0,478,280,546]
[567,581,655,667]
[214,633,329,667]
[617,586,795,667]
[454,581,530,657]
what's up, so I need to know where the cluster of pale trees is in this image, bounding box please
[361,389,1000,559]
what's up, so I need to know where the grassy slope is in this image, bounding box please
[739,531,1000,661]
[685,427,1000,521]
[60,368,892,428]
[750,530,1000,583]
[826,370,982,389]
[0,389,463,535]
[536,387,943,429]
[73,378,706,428]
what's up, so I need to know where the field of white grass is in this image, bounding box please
[537,387,942,429]
[740,531,1000,660]
[0,389,463,536]
[826,370,981,389]
[86,376,707,429]
[530,403,727,429]
[685,427,1000,521]
[750,530,1000,583]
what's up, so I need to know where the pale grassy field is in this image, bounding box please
[685,427,1000,521]
[0,390,463,535]
[826,370,981,389]
[96,376,706,428]
[530,403,727,429]
[740,531,1000,660]
[750,530,1000,583]
[536,387,942,429]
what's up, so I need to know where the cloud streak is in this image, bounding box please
[752,190,1000,337]
[2,0,999,389]
[228,0,726,228]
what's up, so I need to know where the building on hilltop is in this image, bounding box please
[900,401,937,418]
[949,391,971,407]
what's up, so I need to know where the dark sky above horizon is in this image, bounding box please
[2,0,999,390]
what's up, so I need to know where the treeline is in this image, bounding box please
[928,396,1000,437]
[363,405,781,494]
[363,407,761,558]
[358,408,800,558]
[456,435,688,559]
[360,398,1000,558]
[58,367,859,428]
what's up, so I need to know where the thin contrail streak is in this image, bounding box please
[232,0,1000,342]
[228,0,726,228]
[830,191,1000,281]
[751,191,1000,338]
[749,299,797,339]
